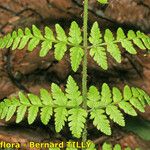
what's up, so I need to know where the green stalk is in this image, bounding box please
[82,0,88,147]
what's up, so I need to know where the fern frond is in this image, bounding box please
[101,83,112,106]
[112,87,122,103]
[0,76,150,138]
[90,46,108,70]
[90,109,111,135]
[102,142,112,150]
[0,22,84,72]
[28,106,39,124]
[66,76,82,107]
[87,86,101,108]
[54,107,68,132]
[68,21,82,46]
[89,22,108,70]
[51,83,68,106]
[16,105,27,123]
[88,83,150,135]
[68,21,84,72]
[54,24,68,60]
[86,140,96,150]
[68,108,87,138]
[118,101,137,116]
[106,105,125,126]
[113,144,121,150]
[1,22,149,73]
[89,22,150,70]
[5,98,19,121]
[40,106,53,125]
[97,0,108,4]
[70,46,84,72]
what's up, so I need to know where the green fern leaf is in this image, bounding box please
[117,28,126,41]
[128,30,145,50]
[40,89,53,105]
[138,95,146,107]
[40,106,53,125]
[119,101,137,116]
[28,106,39,124]
[90,47,108,70]
[87,86,101,108]
[4,31,17,48]
[101,83,112,106]
[113,87,122,103]
[104,29,114,42]
[107,43,121,63]
[18,27,32,49]
[54,42,67,60]
[97,0,108,4]
[55,24,67,42]
[66,76,82,107]
[144,94,150,105]
[44,26,54,40]
[5,98,20,121]
[68,108,87,138]
[136,88,150,105]
[28,94,42,106]
[32,25,43,39]
[5,105,17,121]
[90,109,111,135]
[1,106,8,119]
[136,31,150,49]
[106,105,125,126]
[40,27,54,57]
[6,33,13,48]
[89,22,102,45]
[68,21,82,45]
[129,97,144,112]
[131,87,140,98]
[86,141,96,150]
[12,98,21,105]
[102,143,112,150]
[40,40,52,57]
[28,37,40,51]
[121,40,137,54]
[1,35,8,48]
[54,107,68,132]
[18,28,24,35]
[113,144,121,150]
[54,24,68,60]
[12,35,21,50]
[0,99,11,119]
[52,83,68,106]
[70,46,84,72]
[104,29,122,62]
[18,92,31,105]
[123,85,132,100]
[11,29,24,50]
[16,105,27,123]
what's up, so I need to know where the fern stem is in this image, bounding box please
[82,0,88,147]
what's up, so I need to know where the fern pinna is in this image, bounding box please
[0,22,149,71]
[0,0,150,149]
